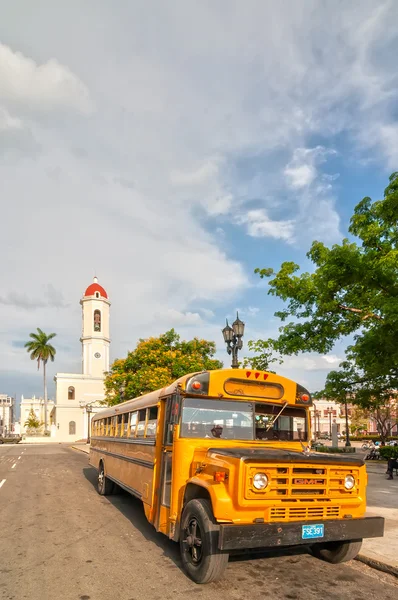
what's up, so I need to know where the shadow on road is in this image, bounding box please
[82,465,310,575]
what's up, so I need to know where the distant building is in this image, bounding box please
[19,395,55,435]
[51,277,110,442]
[0,394,15,435]
[312,398,352,437]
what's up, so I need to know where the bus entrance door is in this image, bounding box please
[156,395,177,536]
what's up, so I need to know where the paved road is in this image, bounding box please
[1,444,397,600]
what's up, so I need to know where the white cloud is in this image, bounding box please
[170,160,219,186]
[236,209,295,242]
[0,42,92,113]
[0,107,22,131]
[284,147,337,190]
[153,309,203,326]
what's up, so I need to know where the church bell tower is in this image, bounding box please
[80,277,110,378]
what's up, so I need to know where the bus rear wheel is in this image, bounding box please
[180,499,229,584]
[310,539,362,563]
[97,462,114,496]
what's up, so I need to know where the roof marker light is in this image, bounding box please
[246,371,252,377]
[255,372,260,379]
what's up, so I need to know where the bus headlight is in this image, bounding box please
[344,475,355,490]
[253,473,268,490]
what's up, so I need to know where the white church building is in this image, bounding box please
[51,277,111,442]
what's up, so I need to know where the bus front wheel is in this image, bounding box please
[180,499,229,584]
[310,539,362,563]
[97,462,114,496]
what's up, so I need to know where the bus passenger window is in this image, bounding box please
[105,417,111,436]
[130,412,138,437]
[136,409,147,437]
[117,414,123,436]
[146,406,158,438]
[111,416,117,436]
[123,414,129,437]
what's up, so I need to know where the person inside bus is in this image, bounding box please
[211,424,223,438]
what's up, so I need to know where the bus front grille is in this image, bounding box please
[269,505,340,521]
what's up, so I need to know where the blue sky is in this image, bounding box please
[1,1,397,412]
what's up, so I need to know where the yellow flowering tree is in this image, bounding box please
[104,329,223,405]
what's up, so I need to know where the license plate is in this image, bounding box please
[302,524,324,539]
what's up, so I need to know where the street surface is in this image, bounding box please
[1,444,397,600]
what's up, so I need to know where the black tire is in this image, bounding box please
[310,539,362,564]
[97,462,115,496]
[180,499,229,584]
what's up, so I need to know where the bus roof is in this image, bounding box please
[93,368,306,420]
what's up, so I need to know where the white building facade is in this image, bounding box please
[52,277,111,442]
[311,398,351,437]
[19,395,55,436]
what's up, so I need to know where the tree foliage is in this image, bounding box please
[104,329,223,405]
[25,328,56,369]
[243,339,283,373]
[24,408,42,430]
[255,172,398,385]
[320,361,397,441]
[25,328,56,433]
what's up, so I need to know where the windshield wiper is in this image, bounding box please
[265,402,288,432]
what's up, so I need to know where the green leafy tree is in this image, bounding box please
[25,328,56,433]
[243,339,283,373]
[24,408,42,431]
[348,406,368,436]
[104,329,223,405]
[321,362,397,442]
[254,172,398,395]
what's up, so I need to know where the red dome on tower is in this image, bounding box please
[84,277,108,299]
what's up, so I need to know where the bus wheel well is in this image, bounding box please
[183,483,212,507]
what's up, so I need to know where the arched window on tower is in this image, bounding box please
[94,309,101,332]
[68,386,75,400]
[95,292,99,298]
[69,421,76,435]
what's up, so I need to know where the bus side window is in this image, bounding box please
[123,413,129,437]
[111,416,117,437]
[146,406,158,438]
[105,417,111,436]
[117,414,123,436]
[136,409,147,437]
[130,412,138,437]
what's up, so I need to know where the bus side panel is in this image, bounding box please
[90,438,156,504]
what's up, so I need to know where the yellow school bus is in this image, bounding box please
[89,368,384,583]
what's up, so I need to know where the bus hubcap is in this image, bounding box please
[185,518,203,564]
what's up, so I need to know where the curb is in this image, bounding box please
[356,554,398,578]
[71,446,90,455]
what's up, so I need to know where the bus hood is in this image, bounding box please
[206,446,365,467]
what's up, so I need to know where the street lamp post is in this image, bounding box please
[343,397,351,447]
[327,407,333,438]
[222,313,245,369]
[86,404,93,444]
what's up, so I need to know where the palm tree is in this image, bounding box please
[25,328,56,433]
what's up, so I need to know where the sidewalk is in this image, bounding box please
[359,460,398,576]
[73,443,397,577]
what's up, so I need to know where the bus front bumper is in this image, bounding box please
[217,516,384,551]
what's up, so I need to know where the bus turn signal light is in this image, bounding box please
[192,381,202,390]
[214,472,226,482]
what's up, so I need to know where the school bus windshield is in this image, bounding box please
[180,397,308,441]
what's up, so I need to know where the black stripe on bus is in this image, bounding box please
[91,435,156,446]
[90,446,155,470]
[107,474,142,500]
